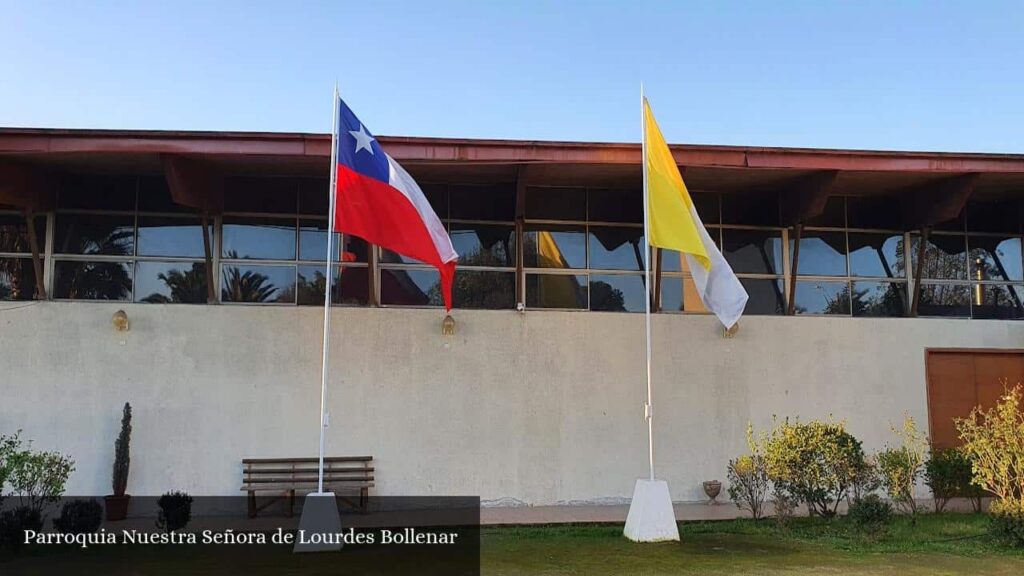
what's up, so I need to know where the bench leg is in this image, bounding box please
[360,487,368,513]
[287,490,295,518]
[248,491,256,519]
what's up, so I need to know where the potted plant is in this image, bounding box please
[105,403,132,521]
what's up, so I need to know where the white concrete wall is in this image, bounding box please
[1,301,1022,504]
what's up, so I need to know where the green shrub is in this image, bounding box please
[0,506,43,553]
[849,455,881,502]
[847,494,894,541]
[925,448,976,512]
[763,419,867,518]
[157,491,193,532]
[877,415,928,519]
[54,499,103,535]
[727,455,769,520]
[0,432,26,510]
[112,403,132,496]
[7,448,76,515]
[989,500,1024,547]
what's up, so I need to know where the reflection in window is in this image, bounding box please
[135,261,207,304]
[739,278,785,315]
[55,214,135,256]
[918,284,971,317]
[659,276,707,313]
[969,236,1022,282]
[972,284,1024,320]
[380,269,442,306]
[59,175,136,211]
[847,196,901,230]
[523,227,586,269]
[0,258,36,301]
[661,235,719,274]
[222,217,296,260]
[589,188,641,224]
[295,265,369,306]
[137,217,210,258]
[0,215,46,253]
[54,260,133,301]
[794,281,851,315]
[453,270,515,309]
[526,187,585,221]
[526,273,587,309]
[589,227,645,271]
[298,220,368,263]
[220,264,294,303]
[911,235,967,280]
[792,231,846,276]
[967,200,1020,234]
[590,274,645,312]
[852,281,908,317]
[804,197,845,227]
[722,230,783,275]
[223,177,297,214]
[450,224,515,268]
[849,233,905,278]
[449,183,515,221]
[722,192,779,226]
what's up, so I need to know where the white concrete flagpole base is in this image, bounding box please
[293,492,343,553]
[623,479,680,542]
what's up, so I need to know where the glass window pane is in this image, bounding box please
[137,176,191,213]
[849,233,905,278]
[791,231,846,276]
[690,192,719,225]
[721,191,780,226]
[659,276,707,313]
[526,273,587,309]
[911,234,967,280]
[852,281,908,317]
[137,216,210,258]
[524,226,586,269]
[722,229,783,275]
[847,196,901,230]
[969,236,1022,282]
[661,232,720,273]
[53,260,133,301]
[589,188,642,224]
[918,283,971,317]
[972,284,1024,320]
[59,175,136,211]
[450,183,514,221]
[0,258,37,301]
[220,264,295,303]
[740,278,785,315]
[134,261,208,304]
[297,178,330,216]
[380,268,442,307]
[453,270,515,309]
[0,214,45,254]
[967,200,1020,234]
[298,219,369,263]
[933,209,965,232]
[794,280,851,315]
[590,274,645,312]
[222,217,296,260]
[296,265,369,306]
[223,177,297,214]
[804,197,845,227]
[589,227,645,271]
[54,214,135,256]
[450,224,515,268]
[526,187,585,221]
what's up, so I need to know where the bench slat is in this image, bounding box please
[244,476,373,484]
[243,457,372,464]
[242,482,374,491]
[244,467,373,475]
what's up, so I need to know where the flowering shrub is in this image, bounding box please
[726,425,770,520]
[877,415,928,518]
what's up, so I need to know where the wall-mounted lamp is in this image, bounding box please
[112,310,130,332]
[441,314,456,336]
[723,322,738,339]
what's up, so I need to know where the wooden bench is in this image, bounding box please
[241,456,374,518]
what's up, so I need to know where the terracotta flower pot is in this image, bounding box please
[104,494,131,521]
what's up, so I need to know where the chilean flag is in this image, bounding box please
[333,97,458,309]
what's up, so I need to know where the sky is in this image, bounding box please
[2,1,1022,153]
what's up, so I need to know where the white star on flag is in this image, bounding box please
[349,124,375,155]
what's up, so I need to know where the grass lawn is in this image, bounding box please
[482,514,1024,576]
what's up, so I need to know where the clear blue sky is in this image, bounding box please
[2,1,1022,152]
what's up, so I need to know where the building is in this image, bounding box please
[2,127,1024,506]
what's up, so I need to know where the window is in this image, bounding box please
[0,213,45,301]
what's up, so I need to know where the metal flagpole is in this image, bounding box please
[317,84,340,494]
[640,83,655,482]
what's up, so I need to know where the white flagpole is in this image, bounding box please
[640,83,655,482]
[317,84,340,494]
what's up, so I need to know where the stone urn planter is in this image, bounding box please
[702,480,722,505]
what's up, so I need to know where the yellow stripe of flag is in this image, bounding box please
[643,99,710,270]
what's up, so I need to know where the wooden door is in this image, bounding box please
[925,349,1024,449]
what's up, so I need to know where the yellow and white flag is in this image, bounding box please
[643,98,748,328]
